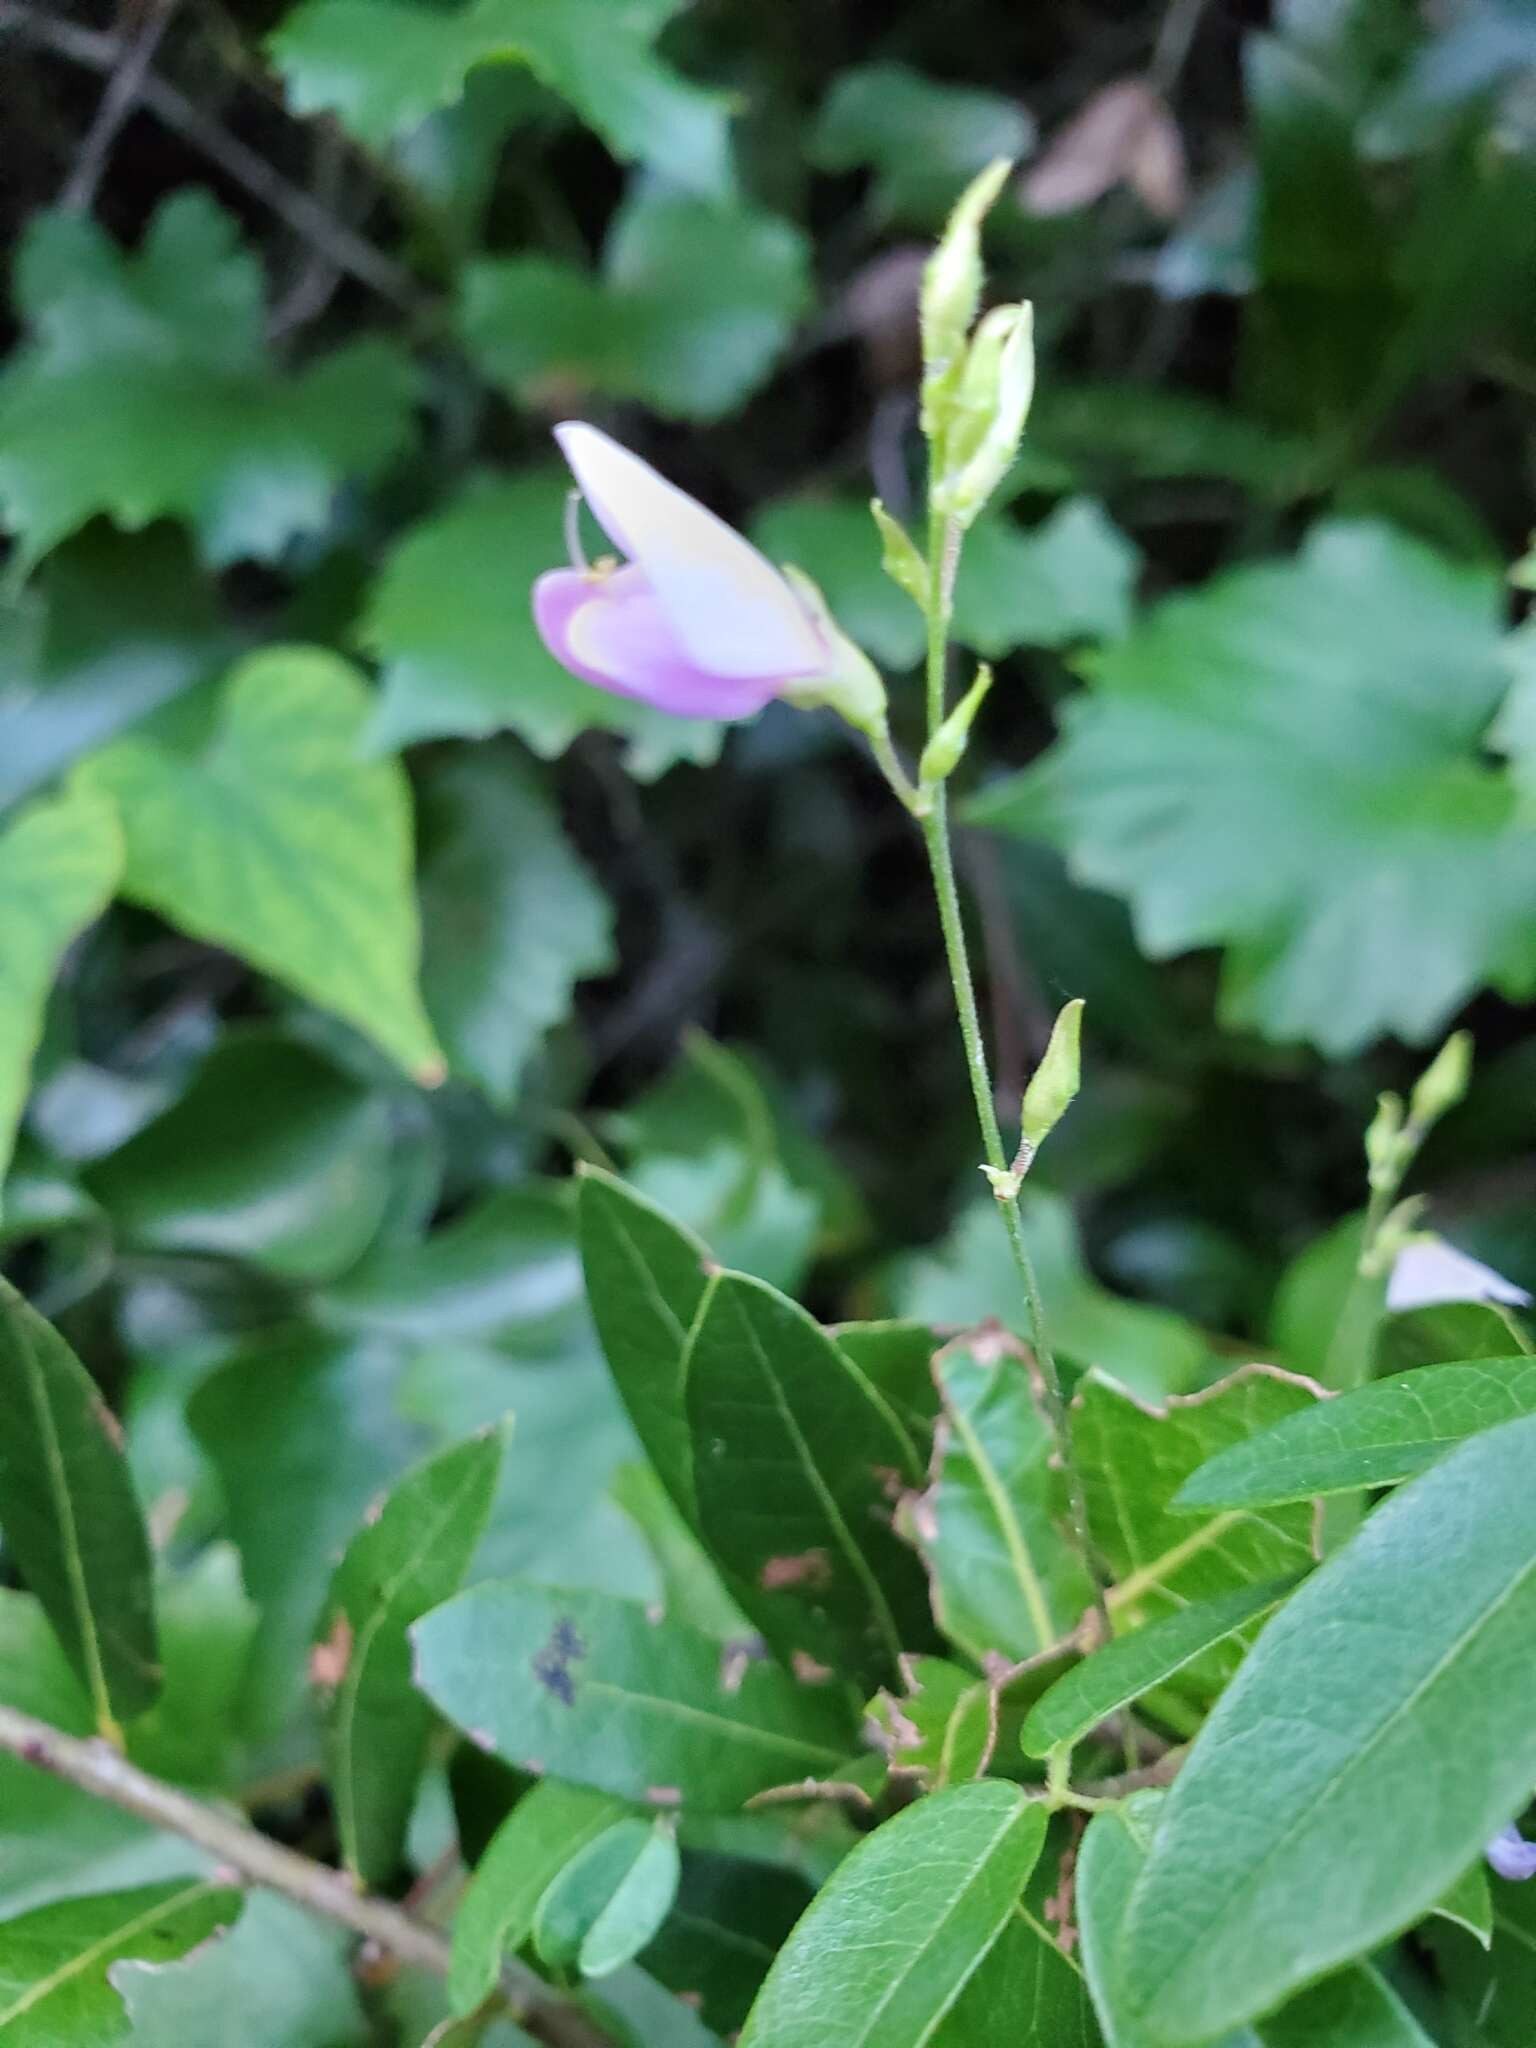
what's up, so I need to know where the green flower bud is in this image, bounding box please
[1364,1091,1405,1193]
[777,565,888,736]
[919,664,994,784]
[1513,536,1536,592]
[931,302,1035,528]
[871,498,929,610]
[1021,997,1083,1152]
[921,158,1012,443]
[1407,1029,1472,1135]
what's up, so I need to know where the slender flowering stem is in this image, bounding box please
[918,503,1111,1638]
[870,718,930,818]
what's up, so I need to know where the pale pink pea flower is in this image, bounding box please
[532,423,883,729]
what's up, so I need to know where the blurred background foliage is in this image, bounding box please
[1,0,1536,2034]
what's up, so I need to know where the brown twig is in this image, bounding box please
[0,1704,613,2048]
[59,0,178,213]
[1,2,421,310]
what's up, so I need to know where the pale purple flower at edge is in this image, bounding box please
[533,422,837,722]
[1486,1824,1536,1881]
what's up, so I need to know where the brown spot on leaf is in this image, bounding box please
[309,1614,353,1691]
[760,1550,831,1591]
[791,1650,833,1685]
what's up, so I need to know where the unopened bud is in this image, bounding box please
[1021,997,1083,1152]
[1407,1029,1472,1135]
[871,499,929,610]
[919,664,994,783]
[777,565,888,736]
[1364,1091,1405,1193]
[932,302,1036,527]
[1513,538,1536,592]
[921,159,1012,442]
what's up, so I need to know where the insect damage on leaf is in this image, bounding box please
[532,1618,588,1707]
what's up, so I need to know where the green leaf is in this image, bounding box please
[533,1816,681,1979]
[610,1463,747,1640]
[77,646,443,1083]
[1257,1966,1439,2047]
[684,1268,932,1690]
[811,62,1034,224]
[1178,1356,1536,1509]
[317,1427,504,1884]
[1118,1411,1536,2042]
[578,1167,714,1527]
[751,499,927,673]
[1432,1859,1493,1949]
[0,1280,159,1729]
[269,0,729,192]
[0,529,233,811]
[460,189,811,424]
[833,1323,940,1440]
[1073,1368,1317,1715]
[450,1779,626,2016]
[1423,1860,1536,2045]
[951,501,1141,657]
[0,1880,240,2047]
[0,787,121,1191]
[891,1195,1208,1401]
[418,747,614,1105]
[321,1185,586,1349]
[362,470,722,771]
[738,1783,1047,2048]
[641,1851,813,2033]
[971,520,1536,1052]
[868,1656,996,1790]
[85,1031,394,1284]
[1021,1575,1302,1758]
[931,1821,1101,2047]
[0,195,415,566]
[114,1893,367,2048]
[912,1330,1093,1664]
[1078,1796,1191,2048]
[0,1550,258,1915]
[411,1581,853,1809]
[190,1334,420,1738]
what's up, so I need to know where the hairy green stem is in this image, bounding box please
[919,506,1110,1636]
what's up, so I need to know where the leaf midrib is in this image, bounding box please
[0,1881,219,2025]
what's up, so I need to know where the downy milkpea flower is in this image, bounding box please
[1385,1235,1532,1314]
[1486,1823,1536,1881]
[533,422,886,734]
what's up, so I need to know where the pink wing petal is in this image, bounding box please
[553,422,827,684]
[533,567,779,721]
